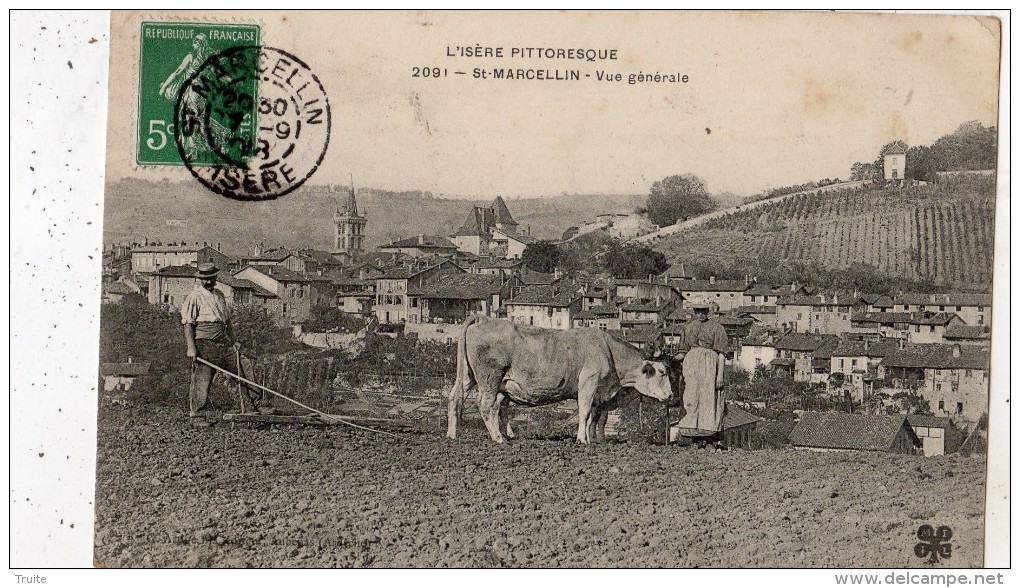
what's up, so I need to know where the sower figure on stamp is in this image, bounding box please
[181,262,245,427]
[674,302,728,449]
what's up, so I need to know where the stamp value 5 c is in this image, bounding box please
[136,21,260,166]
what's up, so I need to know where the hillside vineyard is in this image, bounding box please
[657,176,995,286]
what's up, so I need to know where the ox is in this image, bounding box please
[446,316,676,444]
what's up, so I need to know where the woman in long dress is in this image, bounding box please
[675,303,728,448]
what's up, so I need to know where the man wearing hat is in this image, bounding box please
[181,262,238,427]
[674,302,729,449]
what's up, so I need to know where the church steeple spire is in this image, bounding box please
[333,177,366,256]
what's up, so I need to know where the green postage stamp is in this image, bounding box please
[136,21,260,166]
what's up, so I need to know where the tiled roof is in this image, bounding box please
[251,247,294,262]
[132,244,205,253]
[238,264,332,283]
[620,301,668,312]
[852,311,959,326]
[944,325,991,340]
[770,358,795,366]
[718,316,755,327]
[507,284,582,307]
[452,207,493,236]
[778,292,865,306]
[734,305,778,315]
[811,337,841,359]
[790,412,917,451]
[103,281,136,295]
[866,295,896,308]
[153,264,202,277]
[415,273,504,300]
[905,414,955,429]
[745,283,798,296]
[742,331,779,346]
[774,333,839,352]
[661,323,686,336]
[678,279,750,293]
[471,258,524,269]
[381,235,457,249]
[660,262,691,279]
[490,196,516,225]
[518,270,559,285]
[100,362,151,377]
[297,249,344,265]
[895,293,992,307]
[378,261,450,280]
[494,229,536,244]
[217,275,277,297]
[831,339,900,358]
[723,404,763,429]
[614,278,672,287]
[882,344,989,370]
[587,304,622,317]
[623,325,662,344]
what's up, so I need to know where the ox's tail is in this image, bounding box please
[446,315,482,439]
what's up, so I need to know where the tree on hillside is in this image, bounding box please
[601,241,668,279]
[522,240,561,273]
[850,162,876,182]
[646,174,716,227]
[934,121,998,171]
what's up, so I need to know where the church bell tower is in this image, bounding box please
[333,179,367,256]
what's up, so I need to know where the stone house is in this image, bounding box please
[677,277,750,313]
[777,292,868,335]
[233,265,335,326]
[851,311,965,344]
[371,259,465,324]
[413,273,523,323]
[878,343,990,425]
[893,293,992,327]
[505,284,583,330]
[772,333,840,383]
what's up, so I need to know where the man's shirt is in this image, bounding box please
[181,283,229,325]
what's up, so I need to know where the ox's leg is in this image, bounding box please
[446,379,463,440]
[496,392,516,441]
[576,375,599,444]
[477,374,507,444]
[594,406,610,443]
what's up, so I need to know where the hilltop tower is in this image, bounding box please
[333,181,367,256]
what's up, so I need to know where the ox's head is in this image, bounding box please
[632,360,674,402]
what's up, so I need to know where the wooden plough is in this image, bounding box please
[195,356,413,439]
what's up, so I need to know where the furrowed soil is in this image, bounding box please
[94,404,986,568]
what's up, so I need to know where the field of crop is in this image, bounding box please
[657,177,997,285]
[94,403,986,568]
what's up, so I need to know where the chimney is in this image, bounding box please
[418,234,425,245]
[791,281,798,292]
[217,242,221,251]
[709,276,716,285]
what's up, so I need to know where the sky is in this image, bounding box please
[106,10,1002,199]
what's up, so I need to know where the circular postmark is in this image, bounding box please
[173,45,331,201]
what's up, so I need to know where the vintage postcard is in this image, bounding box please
[86,10,1006,569]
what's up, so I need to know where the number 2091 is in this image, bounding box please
[412,67,447,78]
